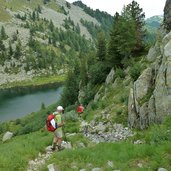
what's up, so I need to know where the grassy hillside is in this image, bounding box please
[0,0,62,13]
[1,78,171,170]
[0,6,11,22]
[0,131,52,170]
[40,139,171,170]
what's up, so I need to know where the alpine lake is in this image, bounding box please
[0,83,63,122]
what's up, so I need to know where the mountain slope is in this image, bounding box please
[0,0,112,87]
[145,15,163,43]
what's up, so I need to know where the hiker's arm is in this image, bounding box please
[57,121,65,127]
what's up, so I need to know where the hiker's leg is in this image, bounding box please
[51,133,58,150]
[57,137,62,146]
[56,130,64,150]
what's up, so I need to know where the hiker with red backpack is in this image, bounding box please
[77,104,84,115]
[46,106,65,151]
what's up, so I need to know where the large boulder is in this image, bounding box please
[2,131,13,142]
[134,68,153,101]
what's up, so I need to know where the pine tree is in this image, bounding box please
[49,20,54,32]
[107,12,123,68]
[96,32,106,61]
[14,40,22,59]
[60,64,80,107]
[32,11,36,21]
[1,26,8,40]
[8,41,13,58]
[80,54,88,87]
[123,0,146,53]
[0,39,5,51]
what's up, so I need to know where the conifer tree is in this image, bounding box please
[14,40,22,59]
[8,41,13,58]
[107,12,123,68]
[0,39,5,51]
[122,0,146,52]
[96,32,106,61]
[1,26,8,40]
[49,20,54,32]
[60,61,80,107]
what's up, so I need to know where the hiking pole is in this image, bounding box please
[62,125,68,142]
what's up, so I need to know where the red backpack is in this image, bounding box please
[46,114,57,132]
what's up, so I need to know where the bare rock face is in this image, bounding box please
[164,0,171,31]
[128,30,171,129]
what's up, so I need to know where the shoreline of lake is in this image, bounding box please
[0,74,66,90]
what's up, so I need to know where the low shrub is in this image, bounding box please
[129,63,143,81]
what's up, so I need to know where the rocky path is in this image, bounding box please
[27,141,72,171]
[27,146,54,171]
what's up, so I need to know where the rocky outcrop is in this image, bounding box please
[105,68,115,85]
[128,30,171,129]
[164,0,171,31]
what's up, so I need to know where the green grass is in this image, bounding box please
[39,141,171,171]
[1,119,171,171]
[0,6,11,22]
[82,78,130,125]
[0,74,65,89]
[0,130,53,171]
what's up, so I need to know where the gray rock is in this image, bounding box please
[107,161,114,168]
[164,39,171,58]
[77,142,86,148]
[148,95,156,124]
[47,164,55,171]
[92,168,102,171]
[139,102,149,129]
[2,131,13,142]
[106,68,115,85]
[158,168,168,171]
[61,141,72,149]
[137,163,143,168]
[134,140,144,144]
[128,88,138,128]
[147,42,160,62]
[128,30,171,129]
[134,67,153,101]
[80,169,86,171]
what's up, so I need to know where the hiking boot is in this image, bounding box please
[51,143,56,151]
[58,145,65,151]
[51,147,56,151]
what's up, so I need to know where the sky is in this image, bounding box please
[67,0,166,18]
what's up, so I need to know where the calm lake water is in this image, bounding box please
[0,84,63,122]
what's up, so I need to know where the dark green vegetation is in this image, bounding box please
[61,0,148,107]
[0,0,168,170]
